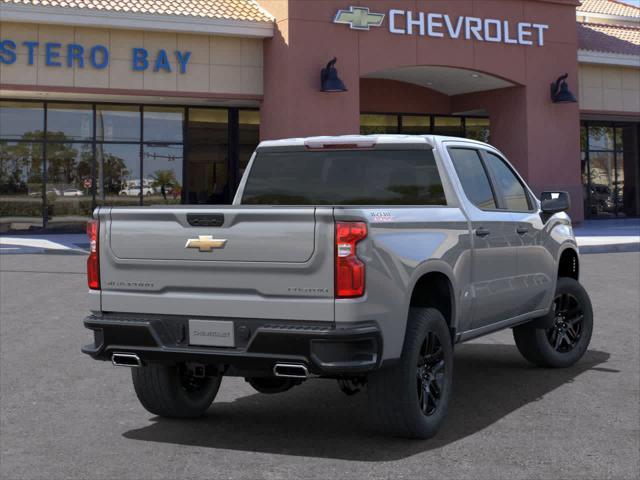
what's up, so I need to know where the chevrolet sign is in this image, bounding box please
[334,6,385,31]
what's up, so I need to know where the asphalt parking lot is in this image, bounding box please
[1,252,638,480]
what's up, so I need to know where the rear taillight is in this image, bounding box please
[87,220,100,290]
[335,222,367,298]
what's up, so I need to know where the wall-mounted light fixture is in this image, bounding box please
[550,73,577,104]
[321,57,347,92]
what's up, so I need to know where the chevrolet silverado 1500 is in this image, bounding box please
[82,135,593,438]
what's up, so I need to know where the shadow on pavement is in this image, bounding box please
[123,344,611,461]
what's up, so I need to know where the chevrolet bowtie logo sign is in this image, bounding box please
[185,235,227,252]
[334,6,385,31]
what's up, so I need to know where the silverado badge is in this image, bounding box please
[185,236,227,252]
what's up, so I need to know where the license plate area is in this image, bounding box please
[188,320,235,347]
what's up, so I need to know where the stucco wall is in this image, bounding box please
[579,63,640,114]
[259,0,584,220]
[360,78,451,115]
[0,22,263,96]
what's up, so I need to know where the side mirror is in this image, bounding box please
[540,191,570,214]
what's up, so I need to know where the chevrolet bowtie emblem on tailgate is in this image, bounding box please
[334,6,385,31]
[185,235,227,252]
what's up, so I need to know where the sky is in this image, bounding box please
[617,0,640,7]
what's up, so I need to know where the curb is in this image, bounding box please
[579,243,640,254]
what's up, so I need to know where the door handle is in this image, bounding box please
[516,226,529,235]
[475,227,491,237]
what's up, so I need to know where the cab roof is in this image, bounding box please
[256,134,491,150]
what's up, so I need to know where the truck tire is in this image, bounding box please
[367,308,453,439]
[513,277,593,368]
[131,363,222,418]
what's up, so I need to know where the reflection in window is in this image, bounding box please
[47,103,93,141]
[588,126,614,151]
[360,114,398,134]
[588,151,616,217]
[186,108,228,204]
[143,144,183,204]
[0,101,44,140]
[483,152,530,211]
[0,141,44,228]
[143,107,183,143]
[46,143,94,225]
[97,105,140,142]
[242,150,446,205]
[449,148,496,210]
[96,143,141,206]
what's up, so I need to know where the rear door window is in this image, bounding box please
[482,152,531,211]
[448,148,497,210]
[241,149,447,205]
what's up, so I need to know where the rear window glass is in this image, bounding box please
[241,150,446,205]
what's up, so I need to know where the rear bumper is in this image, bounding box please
[81,314,382,376]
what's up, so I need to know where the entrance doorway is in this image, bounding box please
[581,121,640,218]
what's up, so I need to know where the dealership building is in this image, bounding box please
[0,0,638,231]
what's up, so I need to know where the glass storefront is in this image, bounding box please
[581,121,639,218]
[0,100,260,231]
[361,113,490,141]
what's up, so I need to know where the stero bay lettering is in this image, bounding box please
[0,40,192,73]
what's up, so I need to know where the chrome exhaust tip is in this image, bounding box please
[273,363,309,379]
[112,352,142,368]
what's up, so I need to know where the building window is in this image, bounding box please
[96,143,141,207]
[47,103,93,141]
[143,144,183,204]
[433,116,463,137]
[238,110,261,182]
[96,105,140,142]
[400,115,431,135]
[0,101,44,140]
[360,113,490,142]
[465,117,491,143]
[361,114,399,134]
[0,100,261,232]
[582,121,639,218]
[0,141,44,229]
[186,108,229,204]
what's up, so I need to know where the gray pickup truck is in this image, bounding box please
[82,135,593,439]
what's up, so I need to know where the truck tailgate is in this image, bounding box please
[98,207,335,322]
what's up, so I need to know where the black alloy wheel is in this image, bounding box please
[417,331,446,416]
[513,277,593,368]
[546,292,584,353]
[367,307,453,439]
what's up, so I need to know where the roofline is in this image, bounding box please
[576,12,640,24]
[578,49,640,67]
[0,3,275,38]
